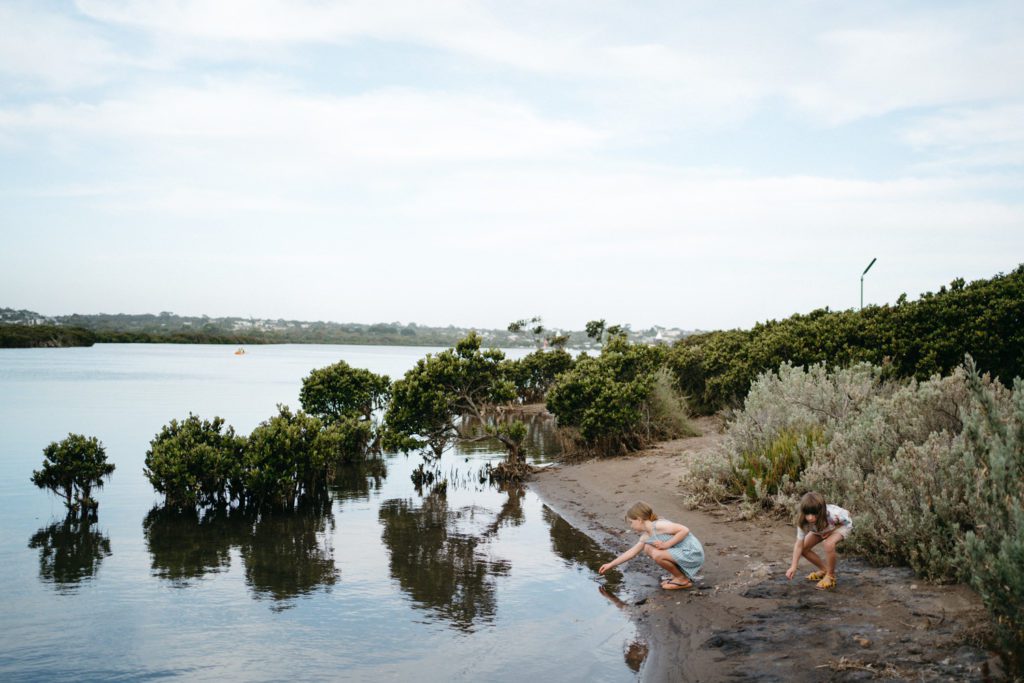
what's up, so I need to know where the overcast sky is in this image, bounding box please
[1,1,1022,331]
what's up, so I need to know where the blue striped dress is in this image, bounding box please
[644,519,705,579]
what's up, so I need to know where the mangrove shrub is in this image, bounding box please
[242,406,333,509]
[299,361,390,424]
[146,407,372,510]
[383,332,525,465]
[144,414,246,508]
[31,433,115,517]
[503,348,575,403]
[546,338,694,455]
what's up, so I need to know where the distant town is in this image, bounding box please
[0,308,701,349]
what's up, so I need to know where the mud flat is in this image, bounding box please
[529,417,1001,682]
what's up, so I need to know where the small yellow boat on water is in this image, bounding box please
[234,347,246,356]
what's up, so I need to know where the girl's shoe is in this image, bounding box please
[806,571,826,581]
[815,574,836,590]
[661,578,693,591]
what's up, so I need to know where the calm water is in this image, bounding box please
[0,344,639,681]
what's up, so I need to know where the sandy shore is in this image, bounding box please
[529,417,1000,682]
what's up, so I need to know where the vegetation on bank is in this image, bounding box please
[3,308,683,348]
[681,359,1023,670]
[384,332,531,482]
[1,324,96,348]
[546,337,697,455]
[669,265,1024,414]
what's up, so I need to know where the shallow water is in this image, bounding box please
[0,344,637,681]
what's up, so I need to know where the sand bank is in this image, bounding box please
[529,418,999,682]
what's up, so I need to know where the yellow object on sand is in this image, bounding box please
[816,574,836,590]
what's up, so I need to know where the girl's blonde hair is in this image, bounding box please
[625,501,658,522]
[797,491,828,533]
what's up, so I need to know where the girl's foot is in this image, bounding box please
[815,574,836,590]
[806,571,827,581]
[661,578,693,591]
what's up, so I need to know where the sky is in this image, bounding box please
[1,0,1022,331]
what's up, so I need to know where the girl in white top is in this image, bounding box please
[785,491,853,590]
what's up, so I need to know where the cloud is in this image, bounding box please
[0,80,604,169]
[790,22,1024,124]
[0,3,127,89]
[3,1,1023,329]
[902,104,1024,168]
[68,1,1024,129]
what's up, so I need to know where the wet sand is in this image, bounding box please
[529,417,1001,682]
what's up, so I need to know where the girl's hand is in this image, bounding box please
[785,566,796,580]
[651,541,668,550]
[599,564,610,575]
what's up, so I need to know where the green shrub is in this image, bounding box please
[731,426,824,506]
[960,369,1024,671]
[669,266,1024,415]
[504,349,575,403]
[147,408,373,511]
[382,333,522,464]
[838,431,972,578]
[242,406,330,509]
[299,361,390,424]
[646,368,699,439]
[31,433,115,517]
[801,367,971,509]
[689,357,1024,670]
[317,417,374,472]
[546,339,693,455]
[144,415,246,508]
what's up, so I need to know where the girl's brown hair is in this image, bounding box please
[625,501,658,522]
[797,492,827,533]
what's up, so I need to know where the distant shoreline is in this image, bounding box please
[0,326,555,349]
[0,325,97,348]
[1,308,696,349]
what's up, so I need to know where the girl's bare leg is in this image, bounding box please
[822,534,842,576]
[644,546,690,585]
[800,534,828,574]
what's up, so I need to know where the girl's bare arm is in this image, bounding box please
[651,521,689,550]
[785,537,803,579]
[599,539,646,574]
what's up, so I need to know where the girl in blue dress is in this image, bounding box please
[599,501,705,590]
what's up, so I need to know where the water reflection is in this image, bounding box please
[482,484,526,537]
[143,506,249,584]
[330,458,387,501]
[142,458,388,606]
[144,503,338,608]
[379,491,512,632]
[455,410,561,460]
[543,508,647,674]
[543,506,621,584]
[28,516,112,592]
[241,500,338,606]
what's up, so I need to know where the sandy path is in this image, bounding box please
[529,418,999,682]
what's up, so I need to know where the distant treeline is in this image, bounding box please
[0,326,478,347]
[0,325,97,348]
[0,311,608,348]
[669,264,1024,414]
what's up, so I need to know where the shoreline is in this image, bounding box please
[529,418,1000,682]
